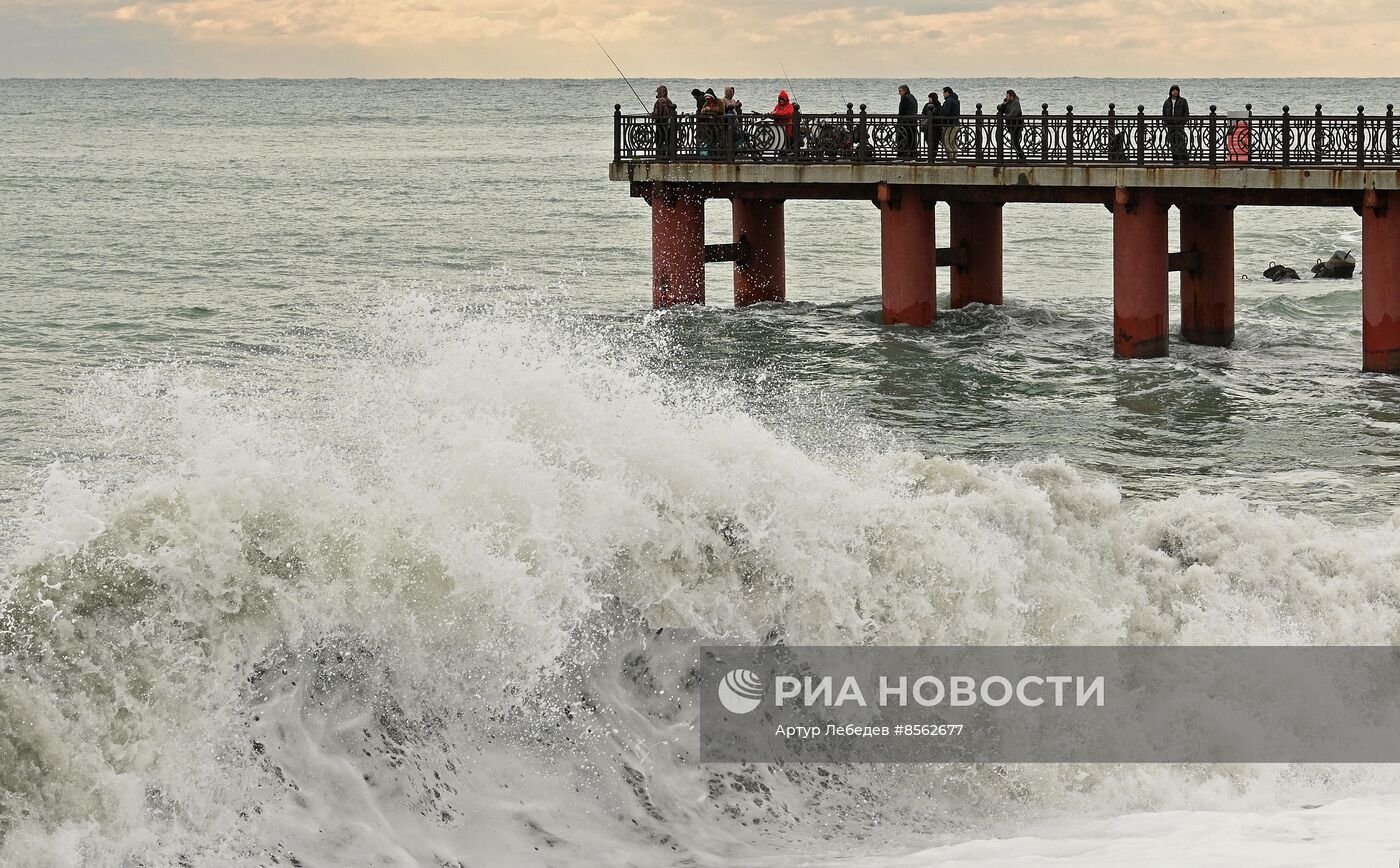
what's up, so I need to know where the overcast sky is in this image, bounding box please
[3,0,1398,78]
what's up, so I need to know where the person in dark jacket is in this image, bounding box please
[998,88,1025,162]
[690,88,706,112]
[897,84,919,159]
[723,86,747,152]
[922,91,942,158]
[897,84,918,115]
[939,87,961,160]
[1162,85,1189,164]
[652,85,677,158]
[698,92,726,157]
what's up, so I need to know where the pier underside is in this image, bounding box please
[621,162,1400,374]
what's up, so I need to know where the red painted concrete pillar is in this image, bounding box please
[651,186,705,308]
[1112,188,1170,358]
[949,201,1004,308]
[733,198,785,306]
[1179,204,1235,347]
[878,185,937,326]
[1363,191,1400,373]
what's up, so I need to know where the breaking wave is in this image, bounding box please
[4,292,1400,866]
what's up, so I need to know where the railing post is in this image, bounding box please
[1065,105,1075,164]
[1136,105,1146,166]
[1244,102,1253,165]
[1358,105,1366,167]
[845,103,855,165]
[1315,103,1324,163]
[1108,103,1116,163]
[791,105,802,162]
[1389,105,1396,165]
[927,106,937,165]
[1209,105,1218,165]
[974,103,985,162]
[996,105,1005,164]
[1282,105,1291,166]
[1040,103,1050,162]
[614,103,622,162]
[725,108,736,163]
[858,103,869,163]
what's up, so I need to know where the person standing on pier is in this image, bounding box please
[897,84,919,160]
[1163,85,1190,164]
[923,91,942,159]
[652,85,677,158]
[939,87,962,160]
[998,89,1025,162]
[699,92,726,157]
[723,86,747,152]
[772,90,796,154]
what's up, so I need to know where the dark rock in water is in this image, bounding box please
[1263,261,1303,282]
[1310,250,1356,279]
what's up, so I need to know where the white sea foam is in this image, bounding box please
[3,292,1400,866]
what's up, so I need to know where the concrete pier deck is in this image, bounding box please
[612,162,1400,207]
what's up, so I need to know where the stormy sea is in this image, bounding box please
[2,77,1400,866]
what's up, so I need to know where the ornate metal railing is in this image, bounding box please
[614,102,1400,168]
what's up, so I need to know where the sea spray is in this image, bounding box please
[4,293,1400,865]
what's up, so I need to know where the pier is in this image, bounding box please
[610,102,1400,373]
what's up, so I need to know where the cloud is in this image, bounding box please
[3,0,1400,76]
[103,0,524,44]
[89,0,685,45]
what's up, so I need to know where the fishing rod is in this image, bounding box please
[589,32,649,113]
[779,60,796,103]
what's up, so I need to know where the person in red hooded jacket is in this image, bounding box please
[771,90,796,153]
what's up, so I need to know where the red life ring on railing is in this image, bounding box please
[1226,120,1250,162]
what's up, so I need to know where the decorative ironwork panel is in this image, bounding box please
[613,106,1400,167]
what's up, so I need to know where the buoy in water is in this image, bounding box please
[1263,261,1302,282]
[1310,250,1356,279]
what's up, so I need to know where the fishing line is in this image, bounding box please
[779,61,796,102]
[589,32,649,113]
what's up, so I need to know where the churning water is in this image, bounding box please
[3,78,1400,866]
